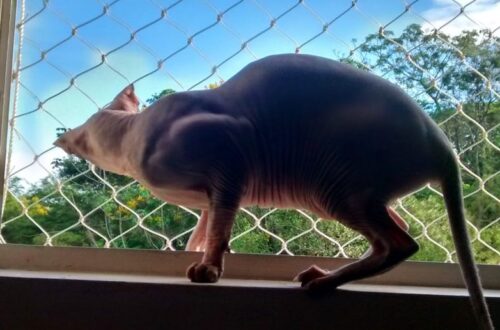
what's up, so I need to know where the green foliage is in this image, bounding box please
[146,88,176,105]
[1,26,498,265]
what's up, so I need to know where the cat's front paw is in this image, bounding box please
[186,262,221,283]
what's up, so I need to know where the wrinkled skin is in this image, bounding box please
[54,54,493,330]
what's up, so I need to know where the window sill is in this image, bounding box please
[0,244,499,329]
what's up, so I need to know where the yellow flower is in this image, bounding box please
[126,199,138,209]
[29,197,49,216]
[117,205,129,215]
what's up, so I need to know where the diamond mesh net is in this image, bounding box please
[1,0,498,264]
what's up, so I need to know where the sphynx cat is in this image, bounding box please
[54,54,493,329]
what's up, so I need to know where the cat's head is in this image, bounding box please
[53,85,139,173]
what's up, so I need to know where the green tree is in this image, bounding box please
[146,88,176,105]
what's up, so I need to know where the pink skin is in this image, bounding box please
[54,54,492,329]
[186,210,208,252]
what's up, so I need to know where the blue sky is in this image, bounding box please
[8,0,499,183]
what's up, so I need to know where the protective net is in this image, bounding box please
[1,0,498,264]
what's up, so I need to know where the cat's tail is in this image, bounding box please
[440,150,494,330]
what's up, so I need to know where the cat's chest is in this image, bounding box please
[137,178,321,214]
[146,185,210,209]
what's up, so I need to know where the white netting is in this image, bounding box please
[0,0,498,264]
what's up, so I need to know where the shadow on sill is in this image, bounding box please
[0,273,499,330]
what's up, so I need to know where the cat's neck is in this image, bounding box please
[90,110,143,176]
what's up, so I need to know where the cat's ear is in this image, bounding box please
[108,85,139,112]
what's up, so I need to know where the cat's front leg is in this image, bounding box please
[186,201,239,283]
[187,179,241,283]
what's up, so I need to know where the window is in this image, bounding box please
[1,0,498,266]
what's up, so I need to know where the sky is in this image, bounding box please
[6,0,500,184]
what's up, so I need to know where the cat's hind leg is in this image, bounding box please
[296,203,418,291]
[186,210,208,252]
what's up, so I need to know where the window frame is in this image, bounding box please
[0,0,498,301]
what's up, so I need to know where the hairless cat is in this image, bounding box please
[54,54,493,329]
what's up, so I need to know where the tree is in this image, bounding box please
[146,88,176,105]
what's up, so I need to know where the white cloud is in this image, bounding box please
[421,0,500,36]
[6,140,66,185]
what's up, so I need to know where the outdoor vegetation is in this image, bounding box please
[1,24,499,264]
